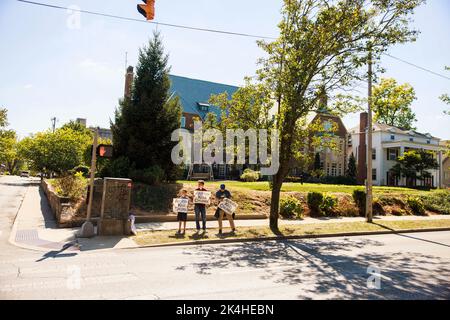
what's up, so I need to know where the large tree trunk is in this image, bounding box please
[270,178,282,231]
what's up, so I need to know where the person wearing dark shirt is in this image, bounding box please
[194,180,208,232]
[215,184,235,234]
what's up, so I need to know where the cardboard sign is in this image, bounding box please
[173,198,189,213]
[193,191,211,205]
[218,198,238,215]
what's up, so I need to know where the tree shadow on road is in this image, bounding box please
[177,236,450,299]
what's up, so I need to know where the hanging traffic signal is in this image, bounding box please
[137,0,155,20]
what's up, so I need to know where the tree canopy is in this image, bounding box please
[19,127,91,176]
[391,149,439,183]
[111,31,182,183]
[372,78,417,130]
[222,0,423,229]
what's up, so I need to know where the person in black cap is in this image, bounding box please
[194,180,208,232]
[215,184,235,234]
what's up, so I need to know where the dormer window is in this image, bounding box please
[197,102,210,112]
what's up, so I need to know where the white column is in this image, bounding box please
[438,150,443,189]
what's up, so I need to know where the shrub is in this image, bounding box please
[129,165,165,185]
[71,165,89,178]
[53,172,87,201]
[320,195,338,216]
[240,169,260,182]
[407,197,426,215]
[372,198,385,215]
[279,196,303,219]
[285,176,304,183]
[307,191,324,215]
[420,191,450,215]
[319,175,357,185]
[352,189,366,217]
[109,156,130,178]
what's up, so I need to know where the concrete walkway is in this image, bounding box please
[136,214,450,231]
[8,177,450,251]
[9,179,137,252]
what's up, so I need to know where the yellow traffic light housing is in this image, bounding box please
[137,0,155,20]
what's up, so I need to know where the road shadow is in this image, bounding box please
[36,242,78,262]
[371,222,450,248]
[177,236,450,299]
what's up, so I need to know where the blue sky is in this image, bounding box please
[1,0,449,139]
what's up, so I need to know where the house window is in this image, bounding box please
[372,168,377,181]
[427,140,431,144]
[387,148,398,161]
[390,134,395,141]
[409,137,414,142]
[331,163,337,176]
[372,148,376,160]
[180,116,186,128]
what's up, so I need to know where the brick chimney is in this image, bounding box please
[124,66,134,99]
[357,112,368,184]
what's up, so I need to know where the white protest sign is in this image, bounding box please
[218,198,238,215]
[193,191,211,205]
[173,198,189,213]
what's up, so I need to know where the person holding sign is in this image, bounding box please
[215,184,236,235]
[175,189,189,235]
[194,180,208,232]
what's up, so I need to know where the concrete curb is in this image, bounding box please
[135,213,267,223]
[7,182,40,252]
[130,227,450,249]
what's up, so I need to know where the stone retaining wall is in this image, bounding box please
[40,179,73,227]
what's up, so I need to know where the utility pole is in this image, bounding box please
[79,128,98,238]
[51,117,57,133]
[366,47,373,223]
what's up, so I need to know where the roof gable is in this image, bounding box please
[169,75,239,120]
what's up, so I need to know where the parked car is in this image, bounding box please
[20,171,30,178]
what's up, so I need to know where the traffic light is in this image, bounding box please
[137,0,155,20]
[96,144,113,158]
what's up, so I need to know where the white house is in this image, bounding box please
[349,112,445,188]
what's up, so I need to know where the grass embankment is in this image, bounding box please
[178,180,436,195]
[132,218,450,246]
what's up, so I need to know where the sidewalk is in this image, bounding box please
[136,215,450,231]
[9,182,137,252]
[9,181,450,252]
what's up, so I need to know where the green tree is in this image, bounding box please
[19,127,91,177]
[0,130,23,174]
[61,120,93,137]
[0,108,7,128]
[111,31,181,183]
[313,152,321,170]
[0,108,24,174]
[257,0,423,229]
[372,78,417,129]
[347,152,357,183]
[391,149,439,185]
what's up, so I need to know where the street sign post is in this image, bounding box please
[78,128,98,238]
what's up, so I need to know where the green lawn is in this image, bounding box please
[133,218,450,246]
[178,180,436,195]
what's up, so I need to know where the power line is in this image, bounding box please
[16,0,450,82]
[383,53,450,81]
[16,0,276,40]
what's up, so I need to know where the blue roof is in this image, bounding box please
[169,74,239,120]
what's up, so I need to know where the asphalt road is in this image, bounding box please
[1,176,450,300]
